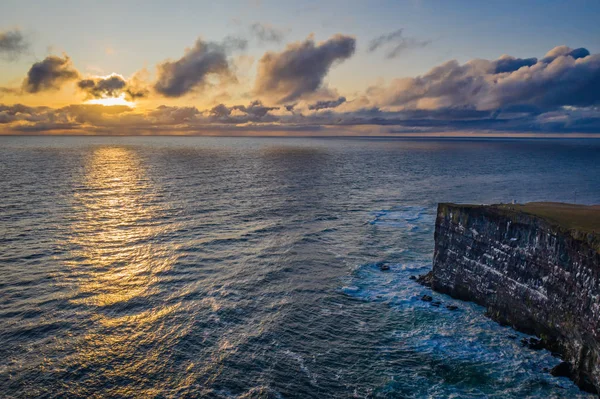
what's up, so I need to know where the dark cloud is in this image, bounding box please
[209,103,232,118]
[308,96,346,110]
[124,70,151,100]
[368,29,430,59]
[209,100,278,122]
[254,34,356,103]
[2,100,600,135]
[78,75,126,98]
[367,59,485,109]
[3,45,600,135]
[77,74,149,101]
[494,52,600,109]
[125,86,150,100]
[541,46,590,63]
[0,103,131,131]
[233,100,278,117]
[250,23,286,43]
[0,104,41,124]
[567,48,591,60]
[369,46,600,111]
[154,37,246,98]
[22,55,79,93]
[491,56,537,73]
[149,105,200,125]
[221,36,249,51]
[0,29,29,61]
[10,122,81,133]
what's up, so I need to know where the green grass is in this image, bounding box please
[440,201,600,253]
[495,202,600,234]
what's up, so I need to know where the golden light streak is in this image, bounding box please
[86,93,135,107]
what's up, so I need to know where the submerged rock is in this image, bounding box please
[420,294,433,302]
[429,202,600,394]
[416,271,433,287]
[551,362,573,378]
[521,337,545,351]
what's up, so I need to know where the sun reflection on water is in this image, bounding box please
[68,146,170,308]
[62,146,189,397]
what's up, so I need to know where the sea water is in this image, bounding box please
[1,136,599,398]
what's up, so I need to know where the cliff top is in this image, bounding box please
[495,202,600,234]
[441,202,600,252]
[444,202,600,233]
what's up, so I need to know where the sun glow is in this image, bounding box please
[86,93,135,107]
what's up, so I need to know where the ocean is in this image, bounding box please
[1,136,600,398]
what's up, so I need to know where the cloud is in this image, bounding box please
[78,74,126,98]
[541,46,590,63]
[22,55,79,93]
[0,104,42,124]
[209,103,231,118]
[149,105,200,125]
[125,85,150,100]
[208,100,279,122]
[0,103,132,131]
[254,34,356,103]
[308,96,346,110]
[221,36,249,51]
[77,73,149,100]
[368,45,600,111]
[2,100,600,135]
[3,44,600,136]
[368,29,430,59]
[491,55,538,74]
[250,23,286,43]
[233,100,278,117]
[0,29,29,61]
[0,87,19,97]
[154,37,246,97]
[124,69,151,100]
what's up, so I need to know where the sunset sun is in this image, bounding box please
[86,93,135,107]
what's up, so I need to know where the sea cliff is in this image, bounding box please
[430,202,600,394]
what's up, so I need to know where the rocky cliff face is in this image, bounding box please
[431,203,600,394]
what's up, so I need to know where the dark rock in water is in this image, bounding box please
[421,295,433,302]
[409,275,417,280]
[379,264,390,271]
[416,271,433,287]
[507,334,517,340]
[549,361,599,394]
[431,301,441,307]
[521,337,545,350]
[551,362,573,378]
[429,202,600,394]
[445,305,458,311]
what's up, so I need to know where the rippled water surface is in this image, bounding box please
[2,136,600,398]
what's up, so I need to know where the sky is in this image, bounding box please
[1,0,600,136]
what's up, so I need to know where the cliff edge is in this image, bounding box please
[431,202,600,394]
